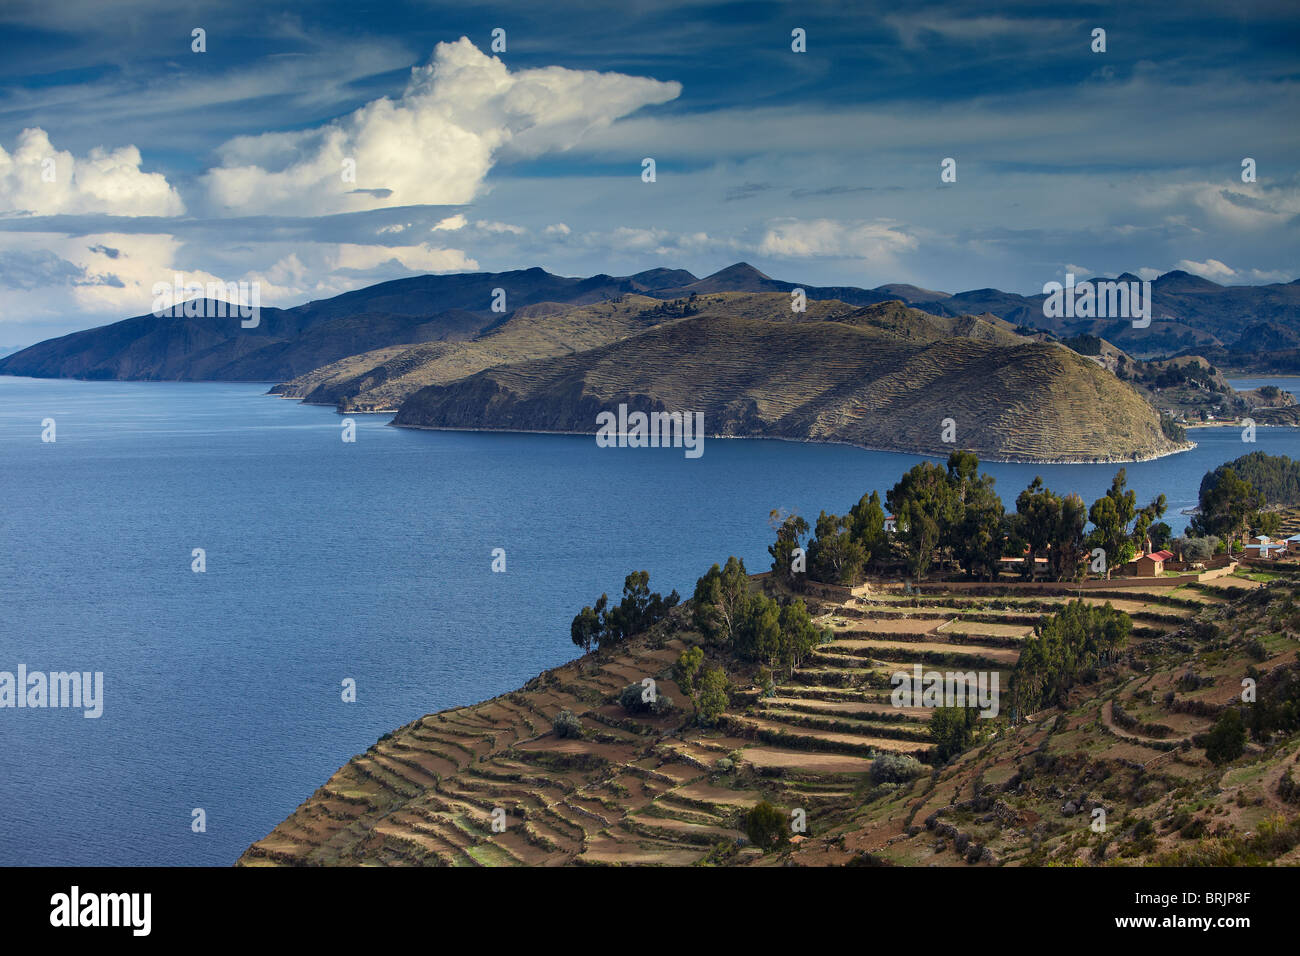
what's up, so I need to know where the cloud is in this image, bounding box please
[885,14,1079,49]
[202,37,680,216]
[323,242,475,274]
[1138,180,1300,230]
[0,232,218,324]
[0,247,88,290]
[1247,267,1293,283]
[544,222,570,235]
[758,219,918,260]
[431,214,467,232]
[1175,258,1236,281]
[0,128,183,218]
[474,220,526,235]
[0,230,477,343]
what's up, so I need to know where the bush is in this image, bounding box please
[745,801,789,851]
[552,709,583,739]
[870,752,926,784]
[1204,708,1247,765]
[618,681,674,716]
[1278,768,1300,805]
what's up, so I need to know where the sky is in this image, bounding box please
[0,0,1297,348]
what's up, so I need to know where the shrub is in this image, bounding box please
[1204,708,1247,765]
[552,710,583,739]
[618,682,674,716]
[1278,768,1300,805]
[745,801,789,851]
[870,752,926,785]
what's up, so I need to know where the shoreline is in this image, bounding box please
[388,419,1199,466]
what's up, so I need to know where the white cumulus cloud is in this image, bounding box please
[0,128,184,218]
[202,37,681,216]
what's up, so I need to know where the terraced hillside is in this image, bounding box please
[272,292,859,412]
[240,575,1262,867]
[782,574,1300,867]
[393,304,1190,463]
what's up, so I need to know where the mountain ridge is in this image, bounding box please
[391,301,1190,464]
[5,262,1297,382]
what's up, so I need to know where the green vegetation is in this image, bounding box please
[674,646,729,726]
[618,681,674,716]
[696,667,730,726]
[693,557,819,672]
[691,556,751,643]
[1245,660,1300,741]
[1203,708,1247,765]
[869,752,927,784]
[786,453,1169,585]
[571,571,679,653]
[1188,467,1271,551]
[552,710,583,739]
[744,801,789,851]
[1012,476,1086,581]
[1155,814,1300,866]
[1169,534,1221,561]
[1159,412,1187,443]
[1200,452,1300,508]
[1060,334,1103,356]
[767,511,810,590]
[1085,468,1166,578]
[807,510,868,583]
[1280,768,1300,805]
[929,706,982,762]
[673,646,703,696]
[1009,600,1132,717]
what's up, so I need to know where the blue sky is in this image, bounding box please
[0,0,1297,347]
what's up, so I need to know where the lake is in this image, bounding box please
[1,375,1298,865]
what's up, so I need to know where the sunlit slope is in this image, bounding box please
[394,304,1185,463]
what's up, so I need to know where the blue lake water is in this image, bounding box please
[2,375,1298,866]
[1226,376,1300,399]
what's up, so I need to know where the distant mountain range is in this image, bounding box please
[4,263,1298,385]
[3,261,1296,461]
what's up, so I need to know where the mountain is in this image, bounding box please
[0,268,697,382]
[1235,322,1300,352]
[274,291,858,412]
[4,263,1296,382]
[393,297,1187,463]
